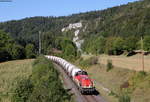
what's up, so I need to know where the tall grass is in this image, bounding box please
[0,59,33,102]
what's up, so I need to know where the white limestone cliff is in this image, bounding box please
[61,22,84,52]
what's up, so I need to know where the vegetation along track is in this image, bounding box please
[54,63,106,102]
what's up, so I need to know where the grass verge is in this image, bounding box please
[76,56,150,102]
[0,59,34,102]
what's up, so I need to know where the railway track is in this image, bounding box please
[84,95,106,102]
[84,95,98,102]
[54,63,106,102]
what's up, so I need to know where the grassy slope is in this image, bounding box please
[82,54,150,71]
[0,59,34,102]
[86,64,132,102]
[99,54,150,71]
[80,55,150,102]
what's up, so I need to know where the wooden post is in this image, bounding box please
[39,31,41,54]
[141,37,144,72]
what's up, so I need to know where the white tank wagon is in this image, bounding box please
[45,55,95,94]
[45,55,79,77]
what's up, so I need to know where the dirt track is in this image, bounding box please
[54,63,106,102]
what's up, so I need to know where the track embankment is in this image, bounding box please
[54,63,106,102]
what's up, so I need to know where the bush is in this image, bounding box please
[143,36,150,51]
[12,56,71,102]
[106,59,113,72]
[12,78,33,102]
[0,30,25,61]
[119,94,131,102]
[60,38,77,59]
[138,71,147,77]
[0,50,11,62]
[109,91,118,98]
[113,37,125,55]
[25,44,36,58]
[79,56,98,68]
[9,44,26,60]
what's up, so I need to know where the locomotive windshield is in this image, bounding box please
[75,71,88,76]
[82,71,88,75]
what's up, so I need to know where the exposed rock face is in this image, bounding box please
[61,22,82,32]
[75,30,80,36]
[61,22,84,52]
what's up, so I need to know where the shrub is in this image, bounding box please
[79,56,98,68]
[0,50,11,62]
[138,71,147,77]
[25,44,36,58]
[12,56,71,102]
[9,44,26,60]
[109,91,118,98]
[106,59,113,72]
[12,78,33,102]
[143,36,150,51]
[109,90,131,102]
[0,30,25,61]
[119,94,131,102]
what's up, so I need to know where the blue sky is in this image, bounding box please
[0,0,138,22]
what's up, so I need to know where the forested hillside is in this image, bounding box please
[0,0,150,60]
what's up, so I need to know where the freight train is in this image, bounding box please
[45,55,95,94]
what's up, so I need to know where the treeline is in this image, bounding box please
[82,35,150,55]
[12,56,71,102]
[0,29,78,62]
[41,32,78,60]
[0,30,36,62]
[80,0,150,54]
